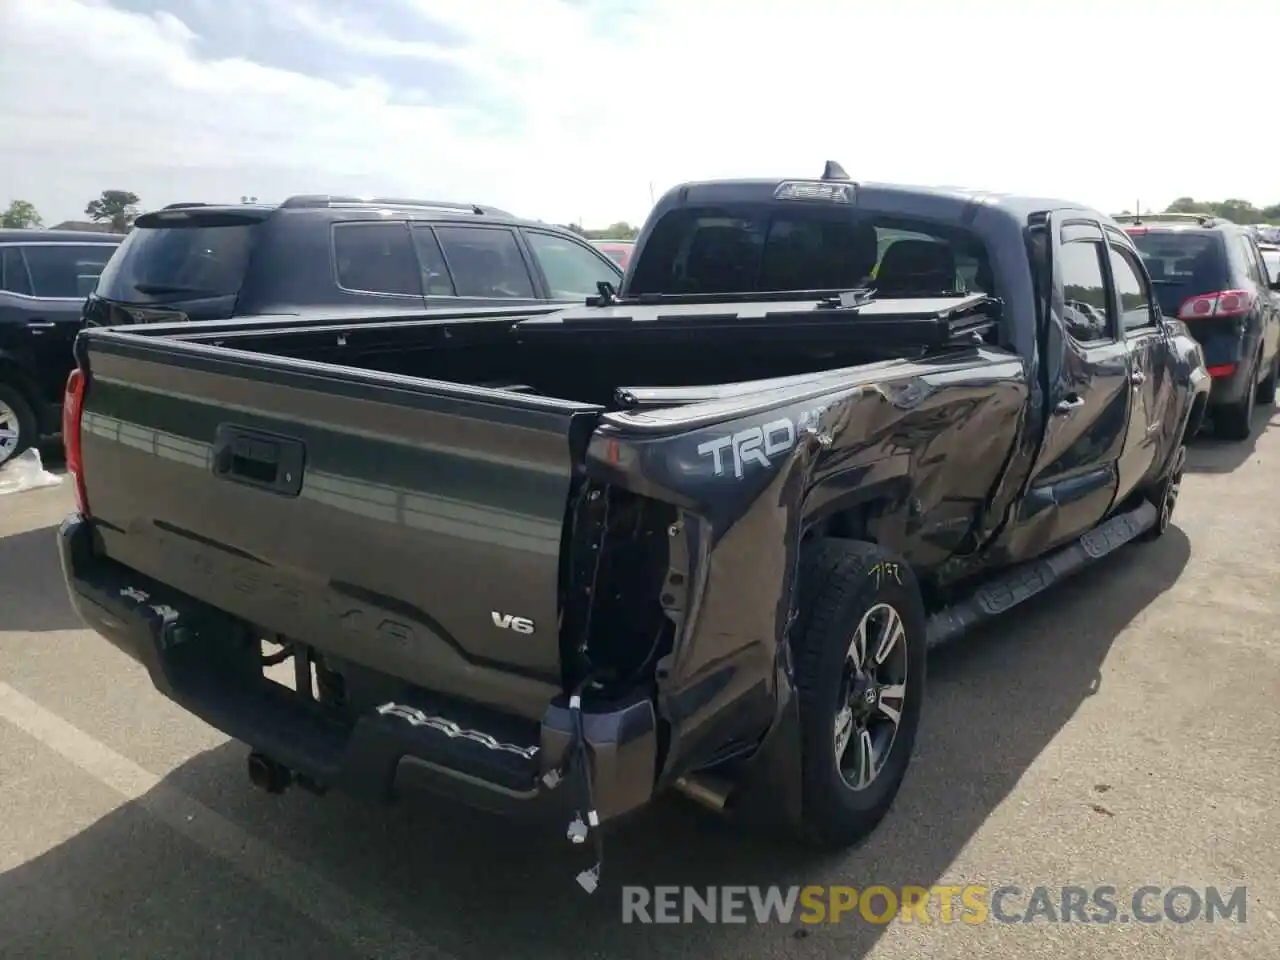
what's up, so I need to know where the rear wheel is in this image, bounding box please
[1140,443,1186,541]
[791,540,926,849]
[1215,357,1258,441]
[0,382,37,468]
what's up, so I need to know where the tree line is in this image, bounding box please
[1111,197,1280,224]
[1,190,142,232]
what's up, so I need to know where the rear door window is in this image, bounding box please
[1238,237,1266,287]
[96,222,257,303]
[627,205,991,297]
[0,247,33,296]
[1107,245,1156,332]
[409,226,457,296]
[21,244,116,299]
[1261,248,1280,283]
[1127,230,1229,318]
[434,226,536,299]
[332,221,422,298]
[523,230,621,300]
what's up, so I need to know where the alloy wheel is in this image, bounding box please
[833,602,909,791]
[0,399,21,465]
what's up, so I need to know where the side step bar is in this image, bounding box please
[925,500,1158,648]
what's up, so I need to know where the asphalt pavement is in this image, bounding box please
[1,423,1278,959]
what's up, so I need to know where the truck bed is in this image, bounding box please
[65,296,1026,816]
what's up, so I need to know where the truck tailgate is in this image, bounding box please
[76,331,602,720]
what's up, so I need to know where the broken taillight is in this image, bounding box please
[62,368,88,515]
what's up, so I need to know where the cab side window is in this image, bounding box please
[1058,239,1112,343]
[1108,245,1156,332]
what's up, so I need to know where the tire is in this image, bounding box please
[0,381,37,468]
[1257,353,1278,406]
[1139,443,1186,541]
[1214,358,1258,441]
[790,539,927,849]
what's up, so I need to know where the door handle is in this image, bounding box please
[1054,394,1085,415]
[1130,371,1146,386]
[26,320,55,331]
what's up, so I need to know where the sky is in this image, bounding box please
[2,0,1277,229]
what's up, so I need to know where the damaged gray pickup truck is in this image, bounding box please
[58,165,1209,891]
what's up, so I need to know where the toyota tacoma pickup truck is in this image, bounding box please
[57,165,1209,892]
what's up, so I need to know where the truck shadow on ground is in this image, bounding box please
[0,529,1192,960]
[0,523,85,633]
[1184,408,1275,475]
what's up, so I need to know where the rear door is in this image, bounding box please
[422,224,544,308]
[1019,217,1132,547]
[1105,229,1175,497]
[1,241,116,409]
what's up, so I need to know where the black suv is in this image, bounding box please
[0,228,122,465]
[1118,213,1280,440]
[83,196,624,328]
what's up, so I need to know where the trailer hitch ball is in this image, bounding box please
[246,751,293,794]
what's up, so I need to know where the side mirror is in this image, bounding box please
[1270,279,1280,293]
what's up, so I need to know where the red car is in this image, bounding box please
[592,239,635,271]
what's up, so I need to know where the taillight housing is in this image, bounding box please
[62,368,88,515]
[1177,289,1255,320]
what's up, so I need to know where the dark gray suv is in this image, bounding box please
[0,229,122,465]
[1117,213,1280,440]
[83,195,624,328]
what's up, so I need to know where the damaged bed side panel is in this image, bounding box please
[582,350,1029,781]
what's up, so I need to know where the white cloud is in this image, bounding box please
[1,0,1277,229]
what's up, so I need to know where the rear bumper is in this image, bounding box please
[57,514,658,824]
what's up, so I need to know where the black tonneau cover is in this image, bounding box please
[514,292,999,350]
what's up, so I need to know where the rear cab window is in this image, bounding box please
[96,210,261,304]
[1125,228,1230,318]
[625,204,995,299]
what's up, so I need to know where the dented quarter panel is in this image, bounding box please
[585,346,1030,779]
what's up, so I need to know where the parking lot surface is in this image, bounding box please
[2,424,1278,959]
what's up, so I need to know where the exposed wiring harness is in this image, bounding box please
[543,675,607,894]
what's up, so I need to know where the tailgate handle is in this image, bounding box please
[212,425,306,497]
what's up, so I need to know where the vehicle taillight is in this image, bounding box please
[1177,289,1255,320]
[1123,227,1148,236]
[1207,363,1237,378]
[62,368,88,515]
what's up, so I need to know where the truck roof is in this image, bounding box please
[651,177,1101,226]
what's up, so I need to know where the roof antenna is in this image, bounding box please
[822,160,851,181]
